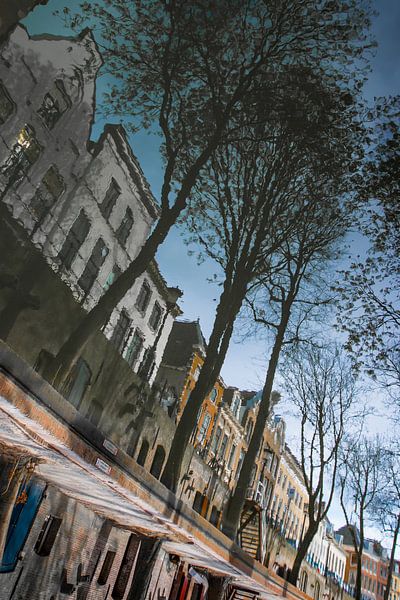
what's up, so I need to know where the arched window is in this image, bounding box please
[314,580,320,600]
[136,439,149,467]
[150,445,166,479]
[300,570,308,593]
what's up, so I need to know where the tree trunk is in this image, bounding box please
[351,522,364,600]
[288,522,317,586]
[355,551,362,600]
[383,514,400,600]
[221,304,290,540]
[0,253,41,340]
[207,574,231,600]
[0,452,28,560]
[160,276,244,491]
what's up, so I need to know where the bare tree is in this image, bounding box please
[281,346,358,587]
[40,0,375,387]
[336,99,400,414]
[371,443,400,600]
[161,64,361,491]
[338,435,386,600]
[220,184,349,540]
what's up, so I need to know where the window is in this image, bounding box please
[104,265,121,291]
[116,207,134,246]
[227,444,236,469]
[111,310,131,353]
[34,515,62,556]
[112,534,140,600]
[58,210,90,269]
[136,280,151,313]
[0,81,14,124]
[300,570,308,593]
[250,463,257,485]
[30,165,64,226]
[246,419,253,443]
[98,550,116,585]
[100,178,120,219]
[210,387,218,403]
[37,80,70,129]
[149,445,166,480]
[136,439,149,467]
[197,413,211,445]
[78,238,109,295]
[1,125,41,187]
[66,358,91,409]
[148,302,163,331]
[211,426,222,453]
[193,491,204,515]
[219,433,228,460]
[210,506,221,527]
[125,329,144,367]
[231,393,240,417]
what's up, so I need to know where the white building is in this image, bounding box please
[0,25,181,385]
[301,518,347,600]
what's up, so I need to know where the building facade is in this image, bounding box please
[0,25,181,386]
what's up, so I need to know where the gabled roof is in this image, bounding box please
[160,320,206,368]
[336,524,360,547]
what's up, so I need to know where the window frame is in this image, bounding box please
[30,164,65,226]
[78,237,109,296]
[34,515,62,557]
[135,280,152,314]
[100,178,120,220]
[1,124,41,188]
[148,301,164,332]
[125,328,144,368]
[58,209,90,270]
[111,310,132,354]
[116,206,134,247]
[37,79,71,130]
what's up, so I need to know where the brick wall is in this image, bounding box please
[0,480,135,600]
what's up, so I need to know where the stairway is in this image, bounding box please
[238,501,262,560]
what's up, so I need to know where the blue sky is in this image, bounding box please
[23,0,400,393]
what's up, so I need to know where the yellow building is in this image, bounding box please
[270,444,309,568]
[155,320,224,446]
